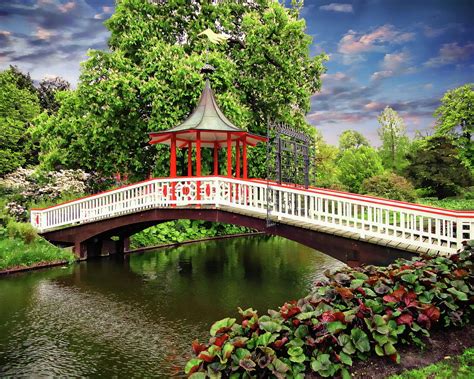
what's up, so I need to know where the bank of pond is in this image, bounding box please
[0,226,472,378]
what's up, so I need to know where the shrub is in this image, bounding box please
[337,146,384,193]
[185,246,473,378]
[360,172,416,202]
[7,220,38,244]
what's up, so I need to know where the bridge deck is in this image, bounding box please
[30,176,474,256]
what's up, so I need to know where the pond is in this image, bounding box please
[0,235,344,377]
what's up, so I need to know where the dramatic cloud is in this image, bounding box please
[338,24,415,55]
[319,3,353,13]
[371,51,413,81]
[0,0,111,84]
[424,42,474,67]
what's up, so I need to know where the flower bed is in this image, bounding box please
[185,244,473,378]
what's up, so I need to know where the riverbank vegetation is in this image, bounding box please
[388,347,474,379]
[0,221,75,272]
[185,244,473,377]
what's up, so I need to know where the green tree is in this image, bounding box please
[38,77,71,114]
[35,0,327,179]
[337,146,384,193]
[434,84,473,167]
[314,132,342,189]
[338,130,369,152]
[0,69,41,175]
[377,106,410,172]
[404,136,472,199]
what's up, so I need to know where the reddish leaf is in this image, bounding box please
[192,340,207,355]
[417,313,431,329]
[383,287,406,303]
[337,287,354,300]
[333,312,346,322]
[320,311,336,322]
[403,292,418,307]
[292,319,301,327]
[367,276,379,286]
[280,301,300,320]
[214,334,229,347]
[400,265,411,271]
[413,261,426,268]
[453,269,468,278]
[423,305,441,322]
[198,351,216,363]
[356,287,366,296]
[272,337,288,349]
[396,313,413,326]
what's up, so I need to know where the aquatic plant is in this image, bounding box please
[185,244,473,378]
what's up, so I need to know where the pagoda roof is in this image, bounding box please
[149,79,266,148]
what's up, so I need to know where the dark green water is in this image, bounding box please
[0,236,344,377]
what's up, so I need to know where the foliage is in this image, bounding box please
[0,68,41,175]
[34,0,327,179]
[338,130,369,152]
[377,106,410,172]
[434,83,474,168]
[388,347,474,379]
[314,134,345,189]
[185,245,474,378]
[360,172,416,202]
[404,136,472,199]
[0,230,75,271]
[130,220,252,248]
[337,146,384,193]
[37,76,71,114]
[417,198,474,211]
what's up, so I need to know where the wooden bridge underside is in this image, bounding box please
[42,206,418,266]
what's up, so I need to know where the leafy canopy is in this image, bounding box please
[434,83,473,168]
[0,69,41,175]
[377,106,410,172]
[404,136,472,199]
[35,0,327,179]
[338,130,369,152]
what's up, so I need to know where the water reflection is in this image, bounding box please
[0,236,344,377]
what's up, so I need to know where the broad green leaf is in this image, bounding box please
[327,321,347,334]
[184,358,203,374]
[339,351,353,366]
[210,318,236,336]
[351,328,370,352]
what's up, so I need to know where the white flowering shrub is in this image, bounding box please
[5,201,27,221]
[0,167,90,202]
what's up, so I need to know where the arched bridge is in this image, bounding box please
[31,176,474,265]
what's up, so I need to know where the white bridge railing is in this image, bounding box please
[30,176,474,255]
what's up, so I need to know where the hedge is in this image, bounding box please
[184,243,474,378]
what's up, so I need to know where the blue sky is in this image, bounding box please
[1,0,473,145]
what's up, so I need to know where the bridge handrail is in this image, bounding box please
[30,176,474,255]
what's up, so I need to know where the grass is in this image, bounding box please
[388,348,474,379]
[0,222,75,271]
[418,198,474,211]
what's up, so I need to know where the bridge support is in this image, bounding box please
[73,236,130,260]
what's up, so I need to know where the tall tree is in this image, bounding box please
[35,0,327,179]
[404,136,472,199]
[38,77,71,114]
[338,130,369,152]
[434,83,473,168]
[0,69,41,175]
[377,106,410,172]
[337,146,384,193]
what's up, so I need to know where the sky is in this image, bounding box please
[0,0,473,145]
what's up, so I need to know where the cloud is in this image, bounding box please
[35,26,54,40]
[338,24,415,55]
[319,3,353,13]
[371,70,393,81]
[58,1,76,13]
[364,101,385,112]
[370,51,415,81]
[0,0,111,84]
[424,42,474,67]
[102,6,113,13]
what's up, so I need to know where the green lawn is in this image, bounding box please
[0,237,75,271]
[418,198,474,211]
[388,348,474,379]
